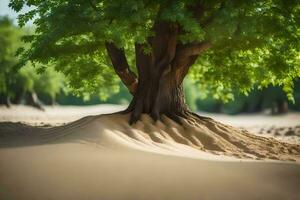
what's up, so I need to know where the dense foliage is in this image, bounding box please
[0,16,21,99]
[8,0,300,102]
[0,16,64,105]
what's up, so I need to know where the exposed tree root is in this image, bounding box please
[118,102,300,161]
[128,112,300,161]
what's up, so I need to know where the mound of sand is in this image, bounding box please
[1,113,300,200]
[1,113,299,160]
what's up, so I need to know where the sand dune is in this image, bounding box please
[1,112,300,200]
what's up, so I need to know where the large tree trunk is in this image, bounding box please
[105,20,211,124]
[127,66,190,124]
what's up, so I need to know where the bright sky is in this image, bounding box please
[0,0,33,25]
[0,0,18,20]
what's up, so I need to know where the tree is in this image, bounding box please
[33,66,65,105]
[0,16,65,108]
[9,0,300,124]
[15,64,65,107]
[0,16,21,106]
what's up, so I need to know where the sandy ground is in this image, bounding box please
[1,104,299,143]
[204,112,300,144]
[0,104,126,125]
[0,105,300,200]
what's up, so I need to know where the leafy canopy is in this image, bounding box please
[9,0,300,101]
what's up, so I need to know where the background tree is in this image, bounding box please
[14,65,65,108]
[195,80,300,114]
[0,16,21,106]
[0,16,65,108]
[10,0,300,123]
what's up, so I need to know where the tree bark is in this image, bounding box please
[105,42,138,94]
[127,66,189,124]
[105,17,212,124]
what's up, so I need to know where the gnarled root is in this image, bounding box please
[127,112,300,161]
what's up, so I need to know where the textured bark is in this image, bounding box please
[105,12,212,123]
[123,21,210,124]
[127,66,189,124]
[105,42,138,94]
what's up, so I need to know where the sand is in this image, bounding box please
[205,112,300,144]
[1,105,299,143]
[0,104,126,126]
[0,105,300,200]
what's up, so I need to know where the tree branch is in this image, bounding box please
[176,42,211,57]
[171,41,211,85]
[105,42,138,94]
[154,23,178,72]
[171,41,211,71]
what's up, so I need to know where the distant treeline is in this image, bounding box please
[184,79,300,114]
[53,79,300,114]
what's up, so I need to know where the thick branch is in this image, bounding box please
[154,24,178,74]
[170,42,211,85]
[172,41,211,71]
[150,22,178,70]
[105,42,138,94]
[176,42,211,57]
